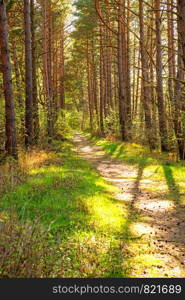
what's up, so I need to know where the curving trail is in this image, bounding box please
[73,133,185,277]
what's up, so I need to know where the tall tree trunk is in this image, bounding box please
[0,0,17,159]
[178,0,185,67]
[155,0,168,151]
[99,23,104,135]
[92,49,99,127]
[41,0,54,137]
[59,23,65,110]
[126,0,132,137]
[47,0,54,136]
[174,0,185,159]
[24,0,33,147]
[31,0,39,143]
[12,40,25,137]
[117,0,127,141]
[167,0,175,105]
[139,0,155,149]
[87,40,93,130]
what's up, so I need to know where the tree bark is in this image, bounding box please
[117,0,127,141]
[59,23,65,110]
[31,0,39,143]
[0,0,17,159]
[178,0,185,67]
[155,0,169,151]
[24,0,33,147]
[139,0,155,149]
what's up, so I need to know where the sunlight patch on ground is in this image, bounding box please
[115,192,134,202]
[105,178,135,184]
[85,195,127,233]
[80,146,94,153]
[131,222,155,236]
[29,166,62,176]
[142,183,168,193]
[129,252,184,277]
[136,200,175,213]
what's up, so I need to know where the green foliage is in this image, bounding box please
[73,0,97,37]
[54,110,80,138]
[104,109,120,138]
[9,27,23,37]
[6,0,16,11]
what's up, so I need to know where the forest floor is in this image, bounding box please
[73,133,185,277]
[0,132,185,277]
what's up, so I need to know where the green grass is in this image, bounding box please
[0,139,136,278]
[1,135,185,278]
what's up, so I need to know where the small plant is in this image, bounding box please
[0,157,25,193]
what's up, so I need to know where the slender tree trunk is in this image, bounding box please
[87,40,93,130]
[178,0,185,67]
[126,0,132,137]
[174,0,185,159]
[41,0,54,137]
[118,0,127,141]
[155,0,168,151]
[167,0,175,105]
[12,40,25,139]
[99,24,104,135]
[24,0,33,147]
[47,0,54,136]
[91,38,99,126]
[139,0,155,149]
[59,23,65,110]
[31,0,39,143]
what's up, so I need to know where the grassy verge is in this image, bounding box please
[0,139,134,278]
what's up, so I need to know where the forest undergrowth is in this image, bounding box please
[0,133,185,277]
[0,136,129,278]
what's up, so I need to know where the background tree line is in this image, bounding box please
[67,0,185,159]
[0,0,185,160]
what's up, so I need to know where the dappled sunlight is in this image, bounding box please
[106,178,134,184]
[131,222,155,236]
[115,192,134,202]
[141,183,168,193]
[128,252,184,277]
[82,134,185,277]
[80,145,94,153]
[87,196,127,233]
[94,178,119,194]
[136,200,175,213]
[30,165,62,175]
[2,133,185,278]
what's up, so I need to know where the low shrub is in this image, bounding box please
[0,212,57,278]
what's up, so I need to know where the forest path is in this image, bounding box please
[72,132,185,277]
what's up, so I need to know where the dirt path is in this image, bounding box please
[73,133,185,277]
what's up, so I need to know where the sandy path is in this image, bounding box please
[73,133,185,277]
